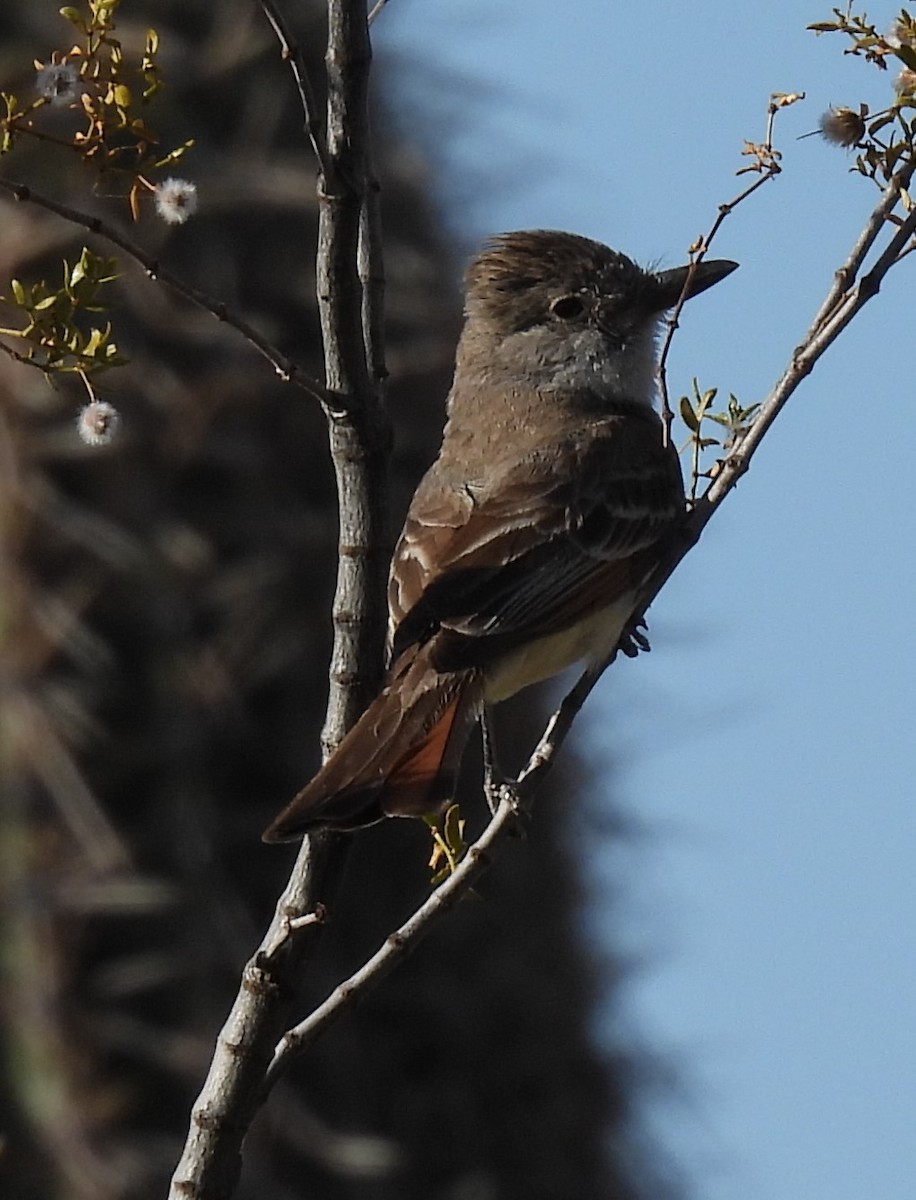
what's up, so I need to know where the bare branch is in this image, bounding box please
[0,337,40,370]
[657,94,794,440]
[367,0,392,25]
[699,165,915,520]
[167,834,348,1200]
[259,0,334,179]
[0,178,333,406]
[316,0,390,757]
[806,162,914,336]
[359,164,387,387]
[167,3,388,1195]
[266,656,608,1083]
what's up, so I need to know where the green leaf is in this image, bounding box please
[697,386,718,414]
[679,395,700,433]
[153,140,194,168]
[10,278,25,305]
[33,294,59,311]
[59,6,87,31]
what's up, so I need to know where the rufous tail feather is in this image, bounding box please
[262,653,482,840]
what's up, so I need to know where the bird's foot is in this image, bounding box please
[618,615,650,659]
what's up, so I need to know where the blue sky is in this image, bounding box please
[376,4,916,1199]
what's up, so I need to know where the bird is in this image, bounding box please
[263,230,737,840]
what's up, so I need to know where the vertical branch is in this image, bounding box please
[318,0,390,758]
[168,3,389,1196]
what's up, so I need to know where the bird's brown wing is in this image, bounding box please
[263,405,682,839]
[389,405,683,672]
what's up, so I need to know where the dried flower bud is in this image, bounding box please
[154,178,199,225]
[35,62,81,106]
[894,68,916,96]
[818,107,865,148]
[77,400,119,446]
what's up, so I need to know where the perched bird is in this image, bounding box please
[264,230,737,840]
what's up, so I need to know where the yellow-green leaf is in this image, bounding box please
[679,396,700,433]
[59,6,86,29]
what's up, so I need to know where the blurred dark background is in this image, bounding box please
[0,3,666,1197]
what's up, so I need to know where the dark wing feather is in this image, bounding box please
[389,407,682,670]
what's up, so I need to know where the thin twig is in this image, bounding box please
[266,798,517,1079]
[265,657,607,1083]
[367,0,391,24]
[0,338,41,370]
[657,95,790,441]
[680,166,916,552]
[358,160,387,386]
[0,177,333,406]
[259,0,334,180]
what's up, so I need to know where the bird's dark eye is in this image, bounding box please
[549,293,586,321]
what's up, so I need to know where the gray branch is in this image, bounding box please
[167,1,387,1195]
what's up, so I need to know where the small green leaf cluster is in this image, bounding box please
[1,1,193,215]
[425,805,468,884]
[0,246,124,378]
[810,8,916,71]
[679,381,761,504]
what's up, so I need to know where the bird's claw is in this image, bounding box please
[618,616,650,658]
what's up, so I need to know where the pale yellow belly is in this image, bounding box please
[482,592,636,703]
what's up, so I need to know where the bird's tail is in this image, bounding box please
[262,651,483,840]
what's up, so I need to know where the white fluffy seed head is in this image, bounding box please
[154,178,199,225]
[77,400,120,446]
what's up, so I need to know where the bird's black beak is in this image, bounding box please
[653,258,738,310]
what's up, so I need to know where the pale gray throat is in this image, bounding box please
[491,320,662,409]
